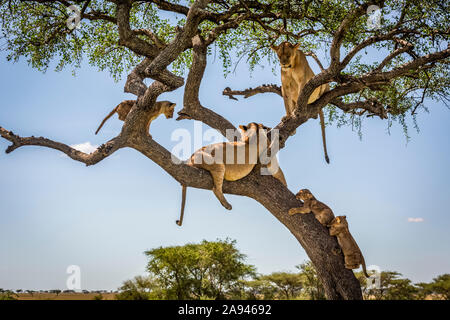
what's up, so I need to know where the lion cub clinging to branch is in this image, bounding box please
[288,189,335,226]
[328,216,370,277]
[95,100,176,135]
[271,42,330,163]
[177,122,287,226]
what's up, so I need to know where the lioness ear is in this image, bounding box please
[258,123,269,131]
[270,44,278,52]
[293,43,300,50]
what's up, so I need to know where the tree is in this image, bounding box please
[237,279,278,300]
[116,275,162,300]
[296,261,326,300]
[145,239,256,299]
[383,277,418,300]
[417,274,450,300]
[0,289,18,300]
[50,289,62,296]
[260,272,303,299]
[361,271,420,300]
[25,290,35,296]
[0,0,449,299]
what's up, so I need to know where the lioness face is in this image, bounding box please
[238,122,271,143]
[327,216,348,235]
[271,42,300,68]
[162,102,176,119]
[296,189,313,201]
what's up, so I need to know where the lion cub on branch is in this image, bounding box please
[328,216,370,277]
[271,42,330,163]
[95,100,176,135]
[177,122,287,226]
[288,189,335,226]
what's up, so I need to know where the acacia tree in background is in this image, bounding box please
[0,289,17,300]
[259,272,303,300]
[416,274,450,300]
[0,0,449,299]
[296,261,326,300]
[145,239,255,299]
[116,275,163,300]
[358,271,418,300]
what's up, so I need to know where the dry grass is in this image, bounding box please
[16,292,117,300]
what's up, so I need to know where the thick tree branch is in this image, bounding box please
[116,1,160,58]
[0,127,124,166]
[143,0,211,79]
[178,35,236,137]
[124,57,151,96]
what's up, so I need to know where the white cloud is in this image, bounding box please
[407,217,424,223]
[70,142,98,154]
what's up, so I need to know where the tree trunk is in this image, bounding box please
[222,170,363,300]
[132,137,364,300]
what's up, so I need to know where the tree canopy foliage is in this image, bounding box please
[1,0,448,133]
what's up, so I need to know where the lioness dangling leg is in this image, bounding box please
[210,165,232,210]
[191,151,232,210]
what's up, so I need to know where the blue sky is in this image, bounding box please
[0,45,449,291]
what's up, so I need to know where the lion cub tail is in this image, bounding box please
[176,185,187,226]
[95,105,119,135]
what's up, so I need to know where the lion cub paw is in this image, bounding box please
[332,247,342,255]
[288,208,306,215]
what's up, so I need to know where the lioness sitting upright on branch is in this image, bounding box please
[271,42,330,163]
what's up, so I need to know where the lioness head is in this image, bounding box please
[327,216,348,235]
[160,101,176,119]
[239,122,271,142]
[295,189,314,201]
[270,42,300,68]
